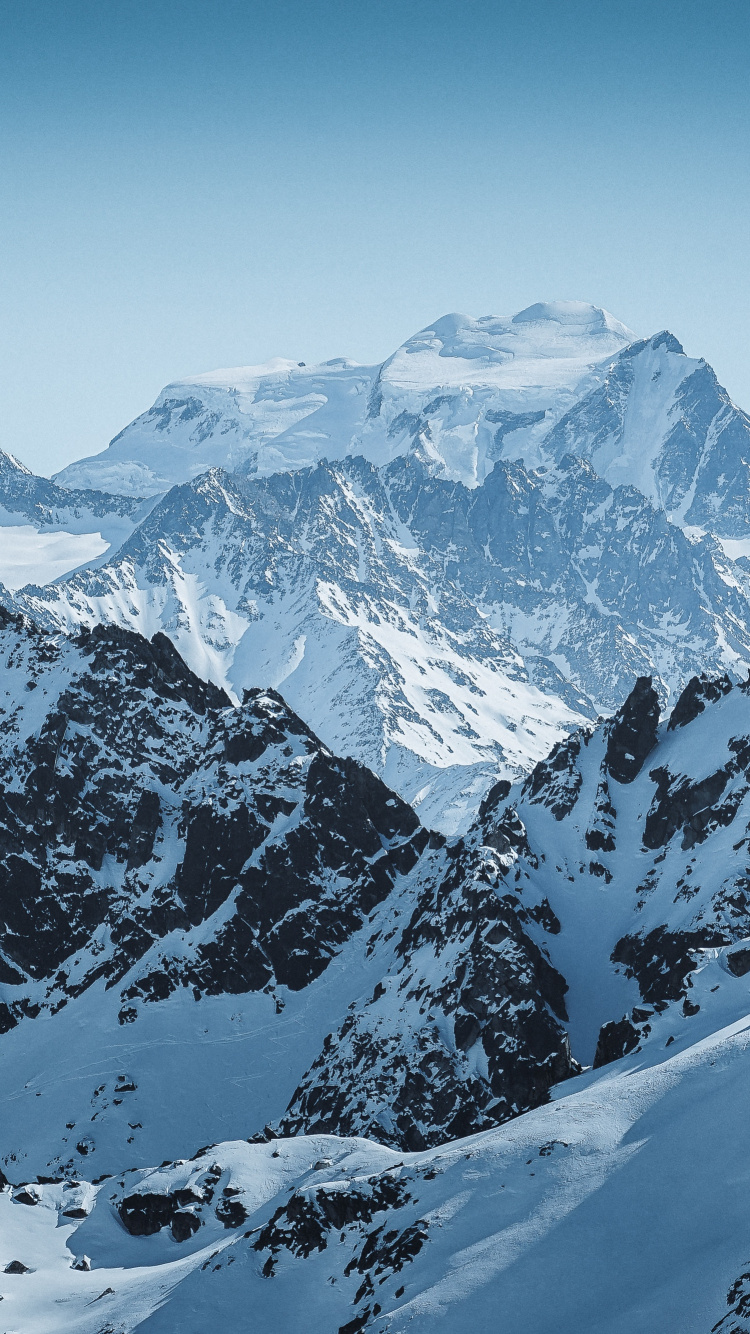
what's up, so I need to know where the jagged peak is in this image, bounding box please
[649,329,685,354]
[0,448,33,477]
[604,675,660,784]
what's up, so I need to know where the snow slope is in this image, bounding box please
[0,527,110,589]
[5,1016,750,1333]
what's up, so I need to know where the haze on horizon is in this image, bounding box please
[1,0,749,476]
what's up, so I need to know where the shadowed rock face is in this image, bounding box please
[0,615,427,1012]
[0,608,577,1156]
[278,835,577,1150]
[667,673,733,731]
[604,676,660,784]
[476,667,750,1076]
[593,1016,641,1069]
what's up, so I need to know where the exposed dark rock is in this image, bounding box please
[604,677,660,784]
[644,767,733,850]
[522,733,584,818]
[119,1192,179,1237]
[12,1188,39,1206]
[612,926,727,1008]
[127,790,162,870]
[171,1211,201,1242]
[593,1017,642,1068]
[253,1173,412,1272]
[726,946,750,978]
[478,779,511,821]
[668,674,732,730]
[215,1196,248,1228]
[279,838,578,1150]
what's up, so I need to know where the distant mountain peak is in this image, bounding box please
[0,448,33,476]
[52,301,636,497]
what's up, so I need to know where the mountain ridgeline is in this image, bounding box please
[4,301,750,1331]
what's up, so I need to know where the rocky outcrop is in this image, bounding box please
[279,838,577,1149]
[667,673,733,730]
[0,608,578,1157]
[604,676,660,784]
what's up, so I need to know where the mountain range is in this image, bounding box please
[3,301,750,1331]
[4,302,750,830]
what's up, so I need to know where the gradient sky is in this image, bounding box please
[1,0,749,475]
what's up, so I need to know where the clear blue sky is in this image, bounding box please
[1,0,749,475]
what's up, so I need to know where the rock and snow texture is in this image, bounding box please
[6,297,750,1329]
[0,610,576,1181]
[477,671,750,1069]
[51,299,750,540]
[6,458,592,833]
[540,330,750,536]
[10,451,750,830]
[8,299,750,828]
[6,617,750,1328]
[0,448,152,588]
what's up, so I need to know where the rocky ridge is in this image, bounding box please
[0,608,576,1180]
[4,616,750,1330]
[8,452,750,832]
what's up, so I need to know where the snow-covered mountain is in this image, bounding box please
[0,610,576,1184]
[52,300,750,544]
[6,617,750,1330]
[4,459,589,832]
[7,298,750,1330]
[10,451,750,832]
[6,299,750,830]
[6,1020,750,1334]
[540,330,750,537]
[53,302,636,496]
[485,671,750,1062]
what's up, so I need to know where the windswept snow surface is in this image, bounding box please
[5,1019,750,1333]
